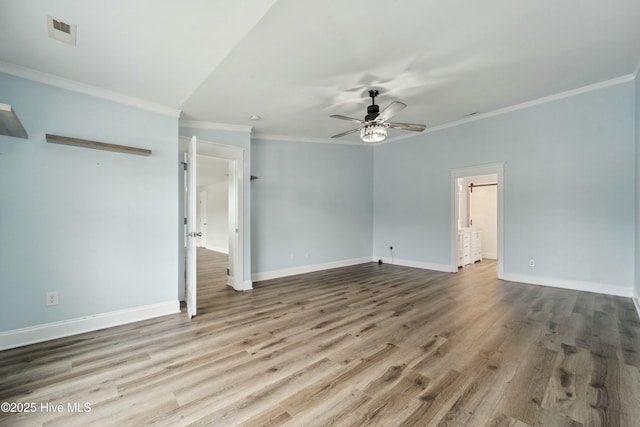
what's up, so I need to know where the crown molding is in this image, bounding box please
[0,61,181,118]
[418,74,636,138]
[252,132,365,146]
[256,74,636,147]
[179,119,252,133]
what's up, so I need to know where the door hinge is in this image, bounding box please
[226,268,230,276]
[182,162,187,171]
[184,217,187,225]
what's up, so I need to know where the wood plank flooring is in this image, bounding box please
[1,248,639,426]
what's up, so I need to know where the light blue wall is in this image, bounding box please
[0,73,179,332]
[374,81,635,291]
[251,138,373,273]
[178,126,252,284]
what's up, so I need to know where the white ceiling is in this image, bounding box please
[1,0,639,143]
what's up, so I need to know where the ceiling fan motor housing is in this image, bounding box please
[366,104,379,121]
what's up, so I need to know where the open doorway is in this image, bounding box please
[178,136,249,317]
[195,155,231,313]
[451,163,504,278]
[459,174,498,261]
[197,155,230,254]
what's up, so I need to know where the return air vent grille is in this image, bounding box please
[47,15,77,46]
[53,19,71,34]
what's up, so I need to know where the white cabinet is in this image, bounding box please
[458,228,482,267]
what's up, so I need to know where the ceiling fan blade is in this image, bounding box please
[330,114,363,124]
[376,101,407,122]
[387,122,427,132]
[331,128,361,139]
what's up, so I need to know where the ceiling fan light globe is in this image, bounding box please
[361,124,387,143]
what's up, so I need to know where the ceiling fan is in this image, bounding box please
[330,89,426,143]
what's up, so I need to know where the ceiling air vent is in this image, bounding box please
[53,19,71,34]
[47,15,77,46]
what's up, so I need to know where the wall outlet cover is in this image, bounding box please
[46,292,59,306]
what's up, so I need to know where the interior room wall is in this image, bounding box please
[0,72,179,335]
[374,80,636,295]
[251,138,373,277]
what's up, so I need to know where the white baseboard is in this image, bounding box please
[0,300,180,351]
[237,280,253,291]
[376,257,456,273]
[252,257,374,282]
[501,273,633,298]
[226,274,253,291]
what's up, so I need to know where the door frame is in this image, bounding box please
[180,136,249,291]
[450,163,504,278]
[197,190,207,248]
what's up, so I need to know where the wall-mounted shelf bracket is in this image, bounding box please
[0,103,28,139]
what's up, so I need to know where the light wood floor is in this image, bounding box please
[1,248,639,426]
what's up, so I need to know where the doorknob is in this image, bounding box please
[187,232,202,237]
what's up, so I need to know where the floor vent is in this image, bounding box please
[47,15,77,46]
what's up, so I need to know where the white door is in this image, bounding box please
[198,191,207,248]
[469,185,497,259]
[185,136,198,318]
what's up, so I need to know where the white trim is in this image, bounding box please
[377,74,635,145]
[0,301,180,351]
[502,273,633,298]
[252,257,373,282]
[450,163,504,279]
[253,131,420,147]
[180,120,252,133]
[236,280,253,291]
[234,74,636,147]
[226,276,252,291]
[194,138,248,153]
[181,136,248,292]
[375,130,427,145]
[376,257,454,273]
[0,61,181,118]
[253,133,364,146]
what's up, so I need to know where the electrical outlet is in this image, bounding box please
[46,292,59,306]
[528,259,535,267]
